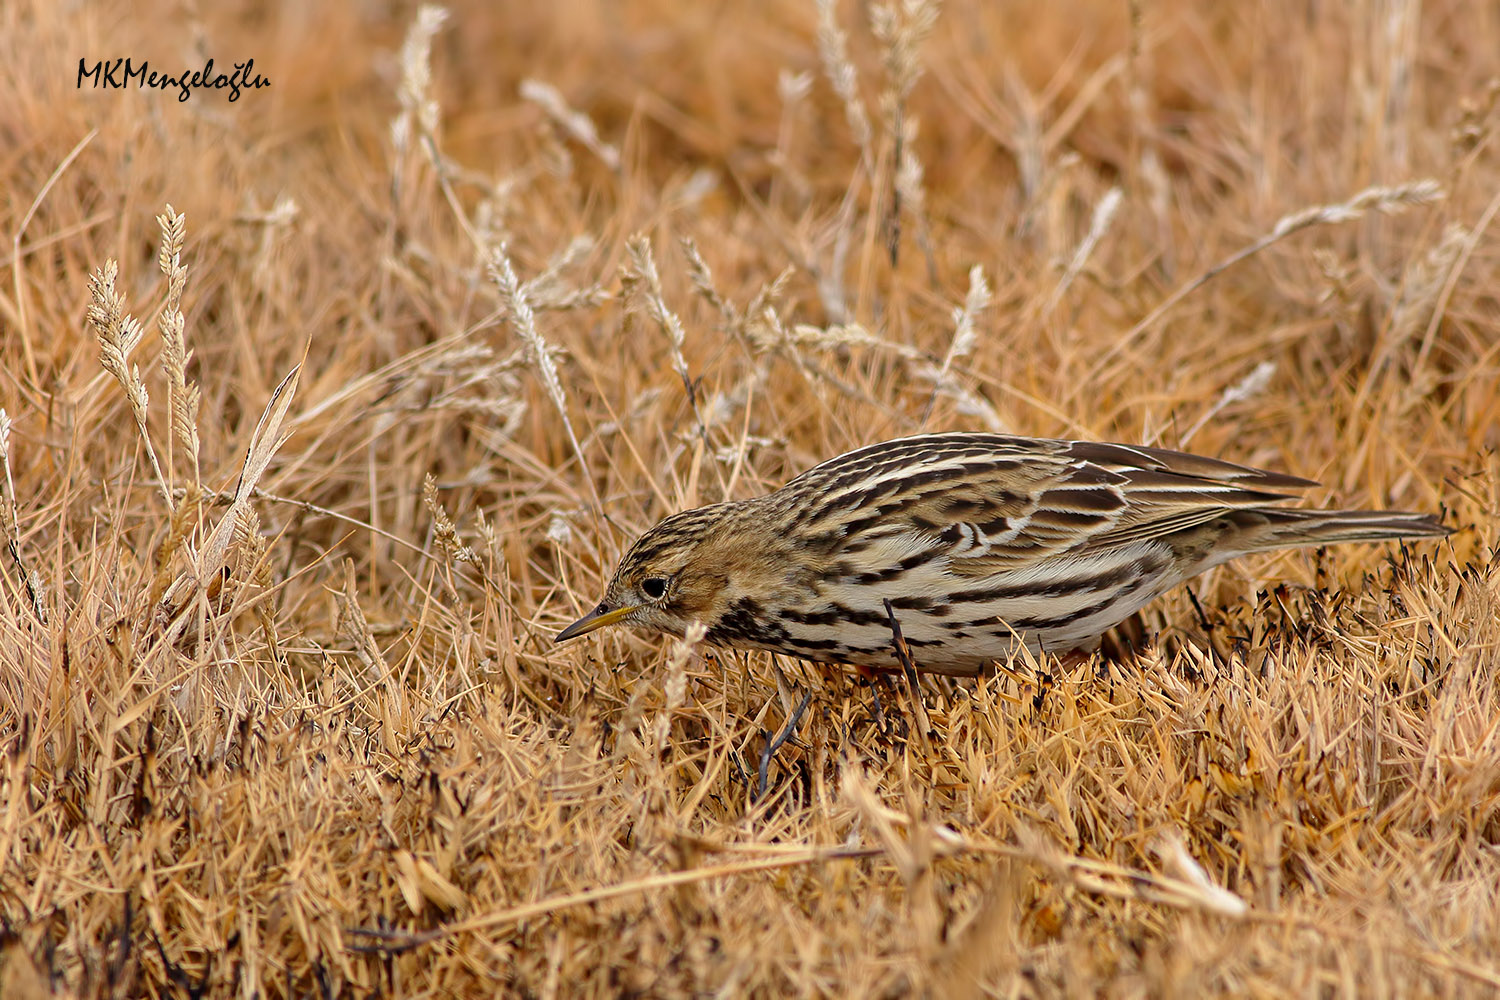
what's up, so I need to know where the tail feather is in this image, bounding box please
[1233,508,1450,554]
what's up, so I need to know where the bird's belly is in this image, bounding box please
[756,551,1183,673]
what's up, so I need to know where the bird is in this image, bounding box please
[554,432,1449,677]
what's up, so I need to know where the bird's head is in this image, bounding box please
[555,504,751,644]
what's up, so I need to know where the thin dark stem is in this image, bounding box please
[883,599,933,745]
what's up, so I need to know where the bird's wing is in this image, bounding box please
[797,434,1314,576]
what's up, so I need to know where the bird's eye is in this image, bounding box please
[640,577,668,600]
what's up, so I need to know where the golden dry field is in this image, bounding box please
[2,0,1498,996]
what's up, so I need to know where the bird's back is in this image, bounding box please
[703,433,1442,675]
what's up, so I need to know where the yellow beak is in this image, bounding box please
[555,602,639,643]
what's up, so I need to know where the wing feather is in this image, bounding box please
[786,432,1316,576]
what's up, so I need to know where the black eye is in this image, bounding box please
[641,577,668,600]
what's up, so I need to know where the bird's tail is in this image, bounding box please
[1231,507,1450,554]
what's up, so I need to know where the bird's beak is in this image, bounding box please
[555,602,638,643]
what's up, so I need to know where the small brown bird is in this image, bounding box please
[555,433,1448,676]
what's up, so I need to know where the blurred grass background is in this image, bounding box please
[1,0,1498,995]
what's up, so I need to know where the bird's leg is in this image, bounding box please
[756,689,814,802]
[853,665,891,736]
[1184,587,1226,668]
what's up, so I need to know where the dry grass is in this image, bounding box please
[2,0,1499,996]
